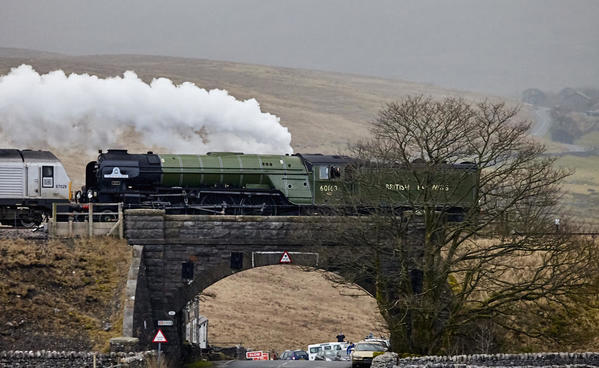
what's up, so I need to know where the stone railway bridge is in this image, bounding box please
[117,209,424,356]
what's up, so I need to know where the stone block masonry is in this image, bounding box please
[371,352,599,368]
[125,209,346,245]
[0,350,153,368]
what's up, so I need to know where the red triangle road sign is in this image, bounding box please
[153,329,168,343]
[279,251,292,264]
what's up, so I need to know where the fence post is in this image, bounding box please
[51,202,57,238]
[118,203,124,239]
[88,203,94,237]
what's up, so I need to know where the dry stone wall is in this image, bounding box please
[0,350,152,368]
[372,352,599,368]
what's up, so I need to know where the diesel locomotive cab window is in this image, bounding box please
[319,166,329,179]
[42,166,54,188]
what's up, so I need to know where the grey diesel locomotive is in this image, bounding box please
[0,149,72,226]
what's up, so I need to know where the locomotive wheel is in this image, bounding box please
[19,218,37,228]
[240,196,277,216]
[200,194,239,215]
[19,214,42,228]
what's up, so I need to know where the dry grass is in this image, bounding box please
[0,237,131,351]
[200,265,387,353]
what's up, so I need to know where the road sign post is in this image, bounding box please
[153,329,168,365]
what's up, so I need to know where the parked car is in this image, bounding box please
[308,342,348,360]
[351,341,387,367]
[314,349,349,361]
[363,338,390,350]
[280,350,309,360]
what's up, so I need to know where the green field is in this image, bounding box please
[557,154,599,225]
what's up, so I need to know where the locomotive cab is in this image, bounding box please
[295,154,353,205]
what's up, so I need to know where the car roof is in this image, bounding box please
[357,340,387,345]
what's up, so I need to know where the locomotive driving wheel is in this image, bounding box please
[199,194,239,215]
[240,195,277,216]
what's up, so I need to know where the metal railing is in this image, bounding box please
[49,202,124,239]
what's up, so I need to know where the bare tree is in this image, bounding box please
[322,96,599,354]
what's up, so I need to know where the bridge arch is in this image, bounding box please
[122,210,365,355]
[196,264,385,353]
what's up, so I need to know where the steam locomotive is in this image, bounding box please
[77,149,479,216]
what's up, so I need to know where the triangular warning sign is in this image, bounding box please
[279,251,292,264]
[153,329,168,343]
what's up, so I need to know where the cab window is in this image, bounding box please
[319,166,329,179]
[42,165,54,188]
[330,166,341,179]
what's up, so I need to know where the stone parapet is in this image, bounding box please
[125,210,362,245]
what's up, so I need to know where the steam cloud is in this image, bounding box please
[0,65,292,154]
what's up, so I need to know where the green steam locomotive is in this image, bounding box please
[77,149,479,216]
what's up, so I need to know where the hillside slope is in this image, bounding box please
[0,237,131,351]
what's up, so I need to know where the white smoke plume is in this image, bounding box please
[0,65,292,154]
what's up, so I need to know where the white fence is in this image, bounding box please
[49,202,124,238]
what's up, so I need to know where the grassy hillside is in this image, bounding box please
[0,237,131,351]
[556,154,599,225]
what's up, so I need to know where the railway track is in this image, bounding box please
[0,226,48,240]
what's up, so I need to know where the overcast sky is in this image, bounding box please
[1,0,598,97]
